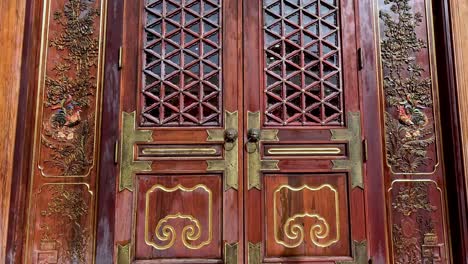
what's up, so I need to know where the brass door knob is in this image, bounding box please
[247,128,261,143]
[246,128,261,153]
[224,129,238,151]
[224,128,238,143]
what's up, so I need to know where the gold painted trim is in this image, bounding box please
[118,46,123,69]
[331,112,364,189]
[117,243,131,264]
[273,184,340,248]
[207,111,239,190]
[248,242,261,264]
[142,147,218,156]
[224,242,238,264]
[247,111,279,190]
[267,147,342,155]
[119,111,153,192]
[336,241,368,264]
[144,184,213,250]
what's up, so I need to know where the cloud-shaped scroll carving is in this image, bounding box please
[274,184,340,248]
[145,184,212,250]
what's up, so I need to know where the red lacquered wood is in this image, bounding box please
[116,0,243,262]
[244,0,367,262]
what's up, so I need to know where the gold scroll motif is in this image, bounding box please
[224,242,238,264]
[207,111,239,190]
[273,184,340,248]
[331,112,364,189]
[145,184,212,250]
[247,111,279,190]
[119,111,153,192]
[336,241,368,264]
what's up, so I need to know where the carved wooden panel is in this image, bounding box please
[264,174,350,257]
[389,180,448,263]
[378,0,450,263]
[135,175,222,259]
[142,0,223,127]
[263,0,343,126]
[24,0,106,262]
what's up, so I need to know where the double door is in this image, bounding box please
[116,0,366,263]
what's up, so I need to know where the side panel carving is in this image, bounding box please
[389,181,447,264]
[378,0,450,263]
[380,0,437,174]
[32,184,93,264]
[25,0,107,262]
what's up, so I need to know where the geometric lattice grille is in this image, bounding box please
[263,0,343,126]
[142,0,222,126]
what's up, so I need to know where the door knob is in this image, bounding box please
[224,128,238,151]
[247,128,261,143]
[246,128,261,153]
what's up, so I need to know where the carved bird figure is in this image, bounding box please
[397,105,414,126]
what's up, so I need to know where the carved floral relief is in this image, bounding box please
[39,0,101,177]
[380,0,437,174]
[27,0,106,263]
[390,181,446,264]
[33,184,93,264]
[379,0,449,263]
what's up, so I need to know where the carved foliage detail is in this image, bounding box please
[380,0,435,173]
[40,0,101,176]
[390,182,445,264]
[392,183,436,216]
[35,185,92,264]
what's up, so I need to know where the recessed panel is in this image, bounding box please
[135,175,222,259]
[264,174,350,258]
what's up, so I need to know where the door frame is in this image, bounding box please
[5,0,468,263]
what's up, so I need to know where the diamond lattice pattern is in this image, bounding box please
[142,0,222,126]
[264,0,343,126]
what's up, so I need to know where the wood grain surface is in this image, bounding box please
[0,0,26,262]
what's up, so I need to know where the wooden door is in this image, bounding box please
[117,0,367,263]
[115,0,243,263]
[243,0,367,263]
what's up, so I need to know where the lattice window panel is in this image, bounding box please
[263,0,343,126]
[142,0,222,126]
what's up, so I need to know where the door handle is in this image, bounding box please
[246,112,279,190]
[207,111,239,191]
[245,128,261,153]
[224,128,238,151]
